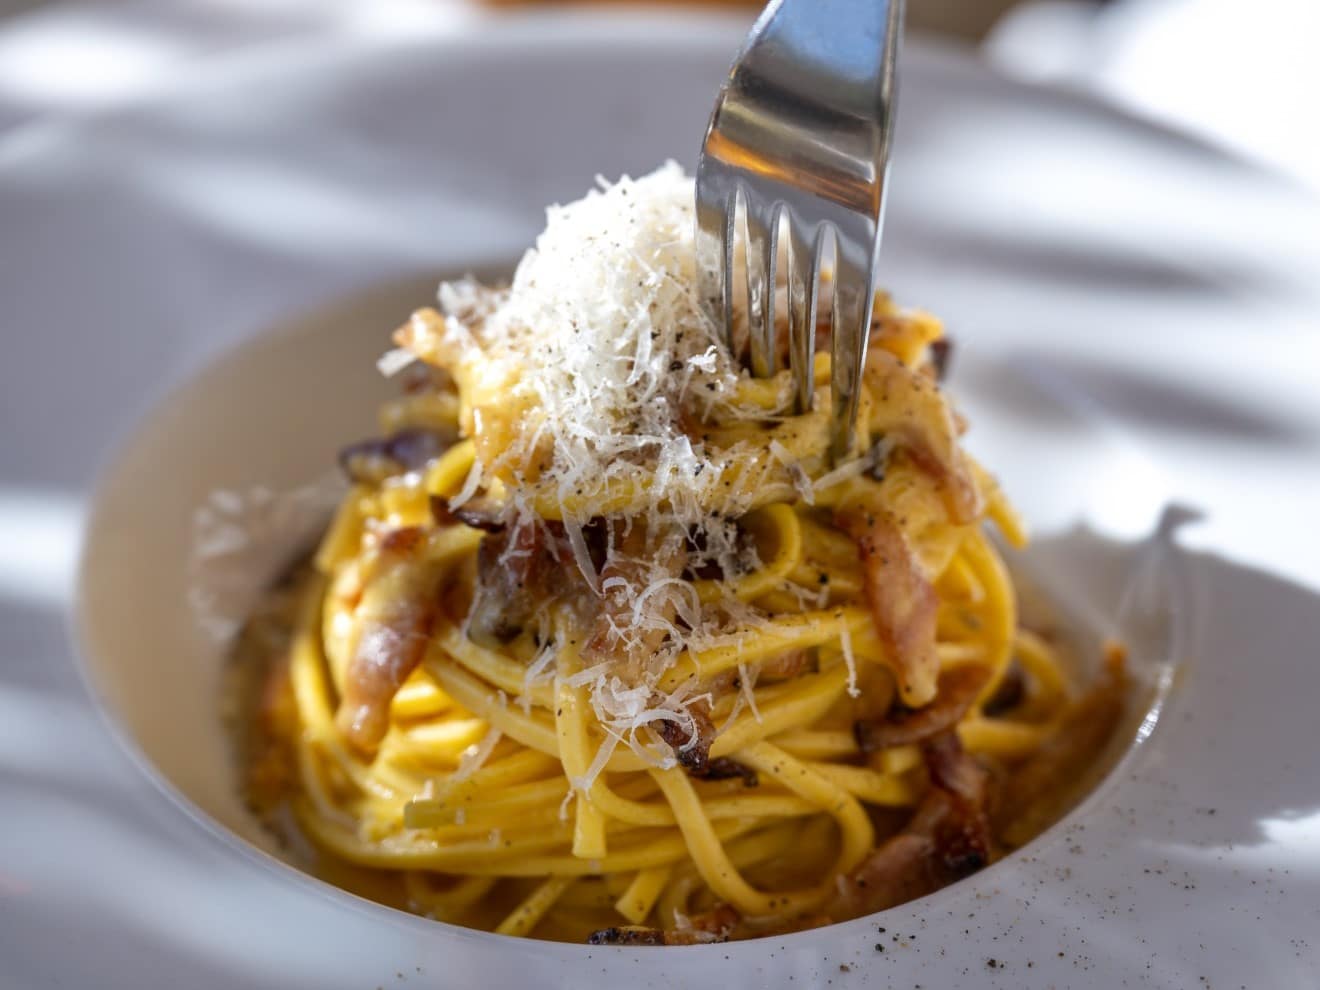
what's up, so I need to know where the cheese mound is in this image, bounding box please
[389,165,960,779]
[429,164,763,527]
[391,165,800,771]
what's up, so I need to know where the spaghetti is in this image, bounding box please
[231,165,1125,943]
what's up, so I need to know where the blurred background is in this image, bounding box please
[0,0,1316,193]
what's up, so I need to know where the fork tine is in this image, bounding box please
[744,197,779,378]
[829,233,878,461]
[696,0,904,452]
[785,215,821,414]
[694,164,736,353]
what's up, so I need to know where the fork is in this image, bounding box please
[695,0,904,461]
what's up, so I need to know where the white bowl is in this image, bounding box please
[76,271,1193,987]
[77,279,424,853]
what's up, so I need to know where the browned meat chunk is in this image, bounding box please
[335,529,438,751]
[338,429,450,486]
[835,504,939,704]
[864,349,981,524]
[829,733,993,918]
[466,521,545,647]
[655,701,718,775]
[855,664,990,751]
[583,524,686,666]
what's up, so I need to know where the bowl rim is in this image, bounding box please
[69,280,1175,957]
[59,11,1214,957]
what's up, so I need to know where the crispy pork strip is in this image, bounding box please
[428,494,504,532]
[855,664,991,751]
[651,693,758,785]
[338,428,451,486]
[829,733,993,919]
[864,349,981,524]
[758,648,813,682]
[655,701,717,774]
[465,520,544,647]
[583,524,687,665]
[835,504,939,705]
[465,515,603,648]
[335,528,437,751]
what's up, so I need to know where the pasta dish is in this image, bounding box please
[231,164,1125,943]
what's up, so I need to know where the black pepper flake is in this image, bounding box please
[669,360,684,372]
[874,944,885,953]
[986,959,997,969]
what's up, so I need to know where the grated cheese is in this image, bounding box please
[737,662,763,723]
[812,446,880,496]
[435,163,746,528]
[770,439,815,506]
[376,346,418,377]
[410,165,833,773]
[450,727,503,786]
[839,623,860,699]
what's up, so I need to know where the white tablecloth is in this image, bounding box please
[988,0,1320,193]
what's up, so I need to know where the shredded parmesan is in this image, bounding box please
[434,163,747,527]
[452,727,503,785]
[770,439,815,505]
[573,732,622,796]
[839,624,860,699]
[376,346,417,377]
[520,639,558,713]
[403,164,851,765]
[737,662,763,723]
[447,455,484,511]
[812,446,880,495]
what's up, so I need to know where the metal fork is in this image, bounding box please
[696,0,904,461]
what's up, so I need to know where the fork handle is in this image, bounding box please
[731,0,904,209]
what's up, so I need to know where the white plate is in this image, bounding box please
[4,12,1320,989]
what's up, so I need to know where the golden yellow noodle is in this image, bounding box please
[234,290,1118,944]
